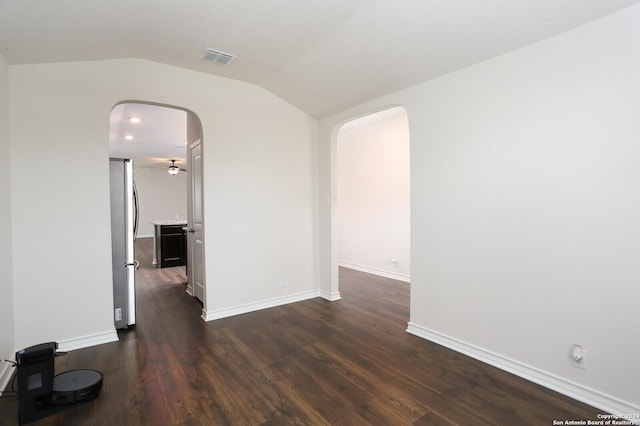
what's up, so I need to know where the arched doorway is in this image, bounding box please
[334,105,411,295]
[108,101,205,327]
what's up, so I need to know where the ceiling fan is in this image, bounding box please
[168,159,187,175]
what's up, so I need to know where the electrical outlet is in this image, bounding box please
[280,277,288,288]
[569,344,587,369]
[115,308,122,322]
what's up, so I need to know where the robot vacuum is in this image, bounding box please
[46,369,103,405]
[15,342,104,423]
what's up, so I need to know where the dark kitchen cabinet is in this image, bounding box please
[154,224,187,268]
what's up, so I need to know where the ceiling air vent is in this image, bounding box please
[200,47,236,65]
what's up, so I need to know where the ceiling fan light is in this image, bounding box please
[168,166,179,175]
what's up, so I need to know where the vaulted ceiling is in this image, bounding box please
[1,0,639,118]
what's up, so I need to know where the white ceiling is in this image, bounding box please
[2,1,639,119]
[109,103,187,169]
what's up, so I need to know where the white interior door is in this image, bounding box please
[189,140,205,302]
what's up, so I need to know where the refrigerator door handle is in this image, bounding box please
[133,181,139,241]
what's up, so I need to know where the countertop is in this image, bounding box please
[150,220,188,226]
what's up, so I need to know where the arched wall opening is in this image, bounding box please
[108,100,205,320]
[333,105,411,298]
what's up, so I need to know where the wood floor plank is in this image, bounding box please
[0,238,603,425]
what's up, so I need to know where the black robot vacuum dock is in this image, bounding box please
[15,342,103,424]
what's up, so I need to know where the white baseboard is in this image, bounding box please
[320,289,342,301]
[202,290,322,321]
[57,330,119,352]
[406,322,640,420]
[0,361,15,395]
[339,261,410,283]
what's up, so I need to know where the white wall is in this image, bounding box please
[9,58,317,349]
[337,107,410,280]
[0,53,15,391]
[320,5,640,413]
[134,165,188,239]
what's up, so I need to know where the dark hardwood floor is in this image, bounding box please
[0,237,600,425]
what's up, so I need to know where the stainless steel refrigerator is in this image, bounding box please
[109,158,138,329]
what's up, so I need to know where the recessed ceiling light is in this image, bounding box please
[124,135,134,140]
[128,117,141,123]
